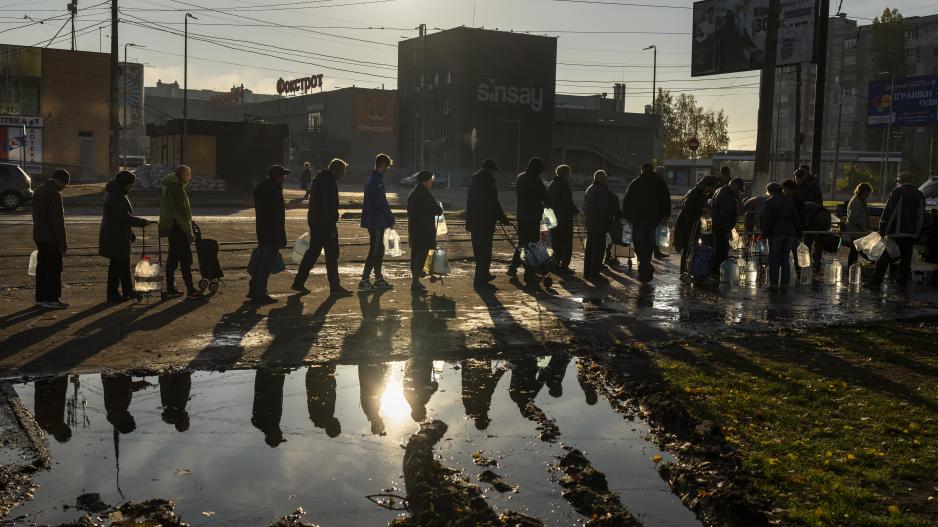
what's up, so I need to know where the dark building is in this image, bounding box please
[398,27,557,187]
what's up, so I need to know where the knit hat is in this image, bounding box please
[481,159,499,171]
[115,170,136,186]
[51,169,71,185]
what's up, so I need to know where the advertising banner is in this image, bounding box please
[0,116,43,173]
[692,0,817,77]
[355,92,396,134]
[119,62,145,128]
[867,74,938,128]
[0,45,42,116]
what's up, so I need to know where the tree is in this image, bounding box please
[655,88,729,159]
[871,8,906,80]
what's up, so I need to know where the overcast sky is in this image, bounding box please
[3,0,935,149]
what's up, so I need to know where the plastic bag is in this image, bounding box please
[853,232,881,254]
[384,228,404,257]
[621,220,633,245]
[133,256,162,292]
[435,215,448,236]
[868,239,887,261]
[292,232,310,264]
[656,224,671,251]
[28,250,37,277]
[542,208,558,230]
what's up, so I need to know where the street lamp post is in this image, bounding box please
[122,43,142,170]
[644,44,657,163]
[878,73,895,202]
[182,12,197,165]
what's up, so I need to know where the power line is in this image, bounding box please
[552,0,690,9]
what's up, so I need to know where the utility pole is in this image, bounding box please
[68,0,78,51]
[880,76,895,202]
[794,63,802,170]
[810,0,831,186]
[108,0,119,177]
[830,86,843,199]
[644,44,657,162]
[182,12,197,164]
[753,0,780,194]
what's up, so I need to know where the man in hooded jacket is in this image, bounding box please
[407,170,443,295]
[293,158,351,296]
[159,165,200,299]
[466,159,509,290]
[547,164,578,273]
[32,169,70,309]
[508,157,551,278]
[622,163,671,282]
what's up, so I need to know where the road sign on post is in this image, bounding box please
[688,137,700,151]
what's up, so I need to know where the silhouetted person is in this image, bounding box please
[306,364,340,438]
[34,376,71,442]
[404,359,438,422]
[358,362,387,436]
[622,162,671,283]
[583,170,614,280]
[407,171,443,295]
[709,177,744,276]
[300,161,312,199]
[249,165,289,303]
[674,175,720,275]
[293,158,351,297]
[718,166,732,187]
[359,153,395,291]
[508,358,545,416]
[159,370,192,432]
[509,157,551,279]
[538,354,571,398]
[845,182,873,268]
[32,169,70,309]
[465,159,509,290]
[760,182,802,291]
[102,373,136,435]
[576,364,598,406]
[460,359,505,430]
[159,164,201,299]
[794,167,826,272]
[869,170,925,288]
[252,369,286,447]
[99,171,154,302]
[547,164,578,274]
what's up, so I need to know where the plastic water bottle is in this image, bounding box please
[621,221,633,245]
[656,224,671,252]
[799,265,813,285]
[720,259,739,284]
[28,250,38,276]
[797,242,811,268]
[746,259,759,285]
[824,258,841,284]
[849,262,862,285]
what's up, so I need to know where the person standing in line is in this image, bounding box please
[159,165,201,299]
[845,182,873,269]
[508,157,551,280]
[869,170,925,288]
[718,166,732,187]
[653,166,671,260]
[300,161,313,200]
[583,170,613,280]
[604,185,623,266]
[465,159,510,290]
[406,171,443,295]
[248,165,289,304]
[547,164,578,274]
[292,158,352,297]
[359,153,395,291]
[622,163,671,283]
[32,169,70,309]
[99,170,154,302]
[709,177,744,277]
[794,167,825,269]
[759,182,802,291]
[674,175,719,276]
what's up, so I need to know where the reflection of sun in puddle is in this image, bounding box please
[379,367,410,424]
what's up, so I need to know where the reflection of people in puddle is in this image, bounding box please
[159,371,191,432]
[252,369,287,447]
[34,376,71,442]
[306,364,340,437]
[460,359,505,430]
[102,373,136,434]
[576,363,599,406]
[358,362,387,435]
[538,353,571,398]
[508,358,545,416]
[403,359,438,422]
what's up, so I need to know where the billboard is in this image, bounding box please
[355,92,396,134]
[0,116,43,173]
[868,74,938,128]
[0,45,42,116]
[119,62,145,128]
[692,0,816,77]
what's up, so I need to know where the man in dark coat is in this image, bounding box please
[465,159,509,290]
[508,156,551,278]
[300,161,313,199]
[674,175,719,275]
[359,153,395,291]
[760,182,802,290]
[99,171,153,302]
[622,163,671,282]
[293,158,351,297]
[547,164,578,274]
[583,170,613,280]
[407,171,443,295]
[709,177,743,277]
[794,167,825,270]
[869,170,925,287]
[249,165,288,303]
[794,165,824,204]
[32,169,70,309]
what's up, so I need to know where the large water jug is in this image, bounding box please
[824,259,843,284]
[849,262,862,285]
[621,221,633,245]
[431,247,449,275]
[541,208,558,230]
[746,259,759,285]
[799,265,813,285]
[28,250,37,276]
[699,215,712,235]
[797,242,811,268]
[384,228,404,257]
[656,225,671,252]
[720,258,739,284]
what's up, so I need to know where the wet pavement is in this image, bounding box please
[10,358,700,526]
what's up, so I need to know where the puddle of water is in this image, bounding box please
[12,358,699,527]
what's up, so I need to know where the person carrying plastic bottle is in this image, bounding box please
[359,153,395,291]
[508,156,551,281]
[292,158,352,297]
[759,182,802,291]
[248,165,289,304]
[99,171,156,302]
[622,163,671,283]
[583,170,613,280]
[709,177,744,279]
[406,170,443,296]
[32,169,70,309]
[868,170,925,288]
[844,182,872,269]
[547,164,578,274]
[159,165,202,300]
[674,175,720,276]
[466,159,510,290]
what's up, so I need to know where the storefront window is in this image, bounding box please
[307,111,322,132]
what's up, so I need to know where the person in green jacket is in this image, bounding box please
[159,165,201,298]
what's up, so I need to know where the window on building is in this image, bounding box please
[441,150,448,164]
[433,72,439,86]
[442,121,449,140]
[445,71,453,85]
[307,111,322,131]
[843,38,857,48]
[906,28,918,40]
[843,55,856,66]
[779,94,789,103]
[442,97,450,115]
[906,47,919,58]
[412,49,418,65]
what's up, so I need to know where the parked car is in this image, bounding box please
[920,175,938,210]
[0,163,33,210]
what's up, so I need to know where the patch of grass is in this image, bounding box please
[655,321,938,527]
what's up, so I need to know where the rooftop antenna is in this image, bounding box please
[67,0,77,50]
[472,1,476,27]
